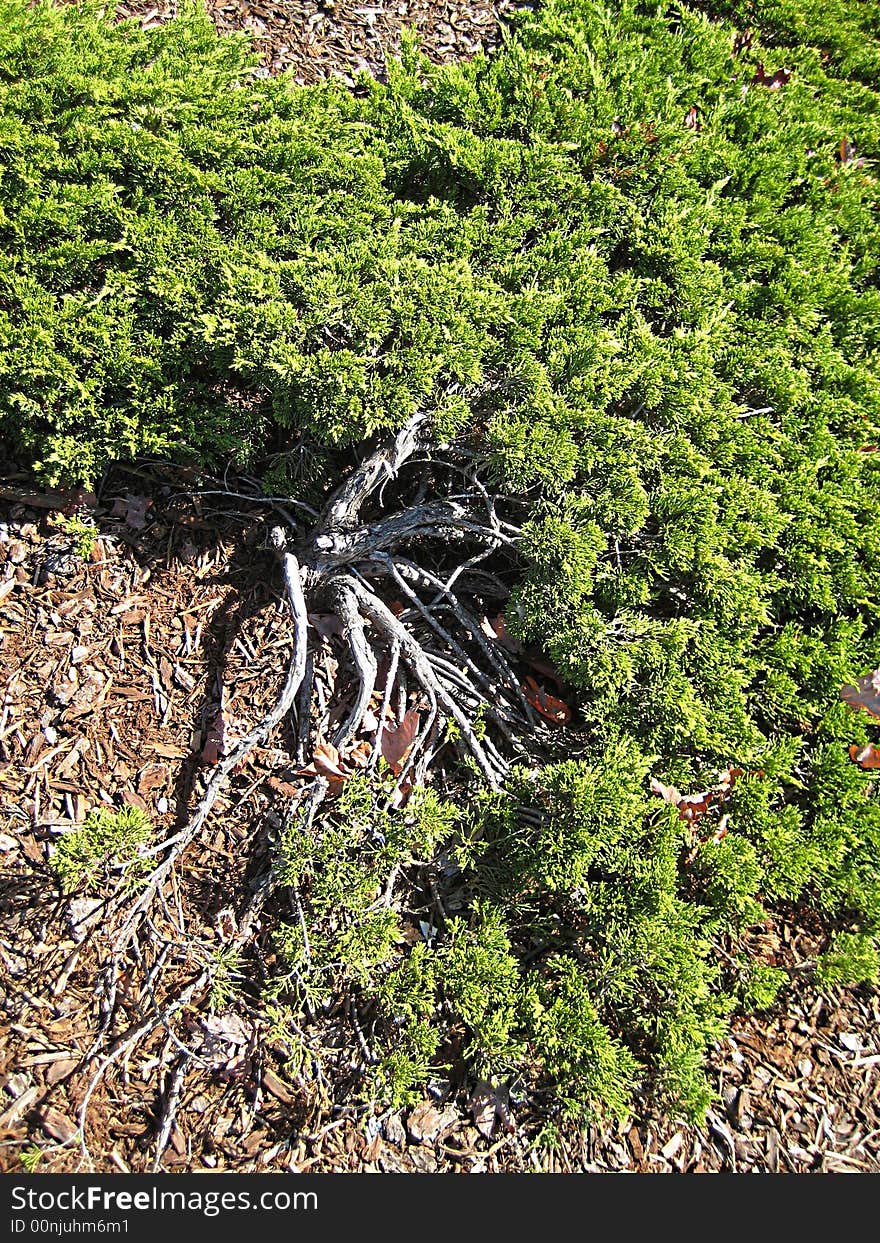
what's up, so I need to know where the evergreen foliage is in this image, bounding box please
[51,804,154,894]
[4,0,880,1122]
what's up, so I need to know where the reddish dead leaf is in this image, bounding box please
[137,764,167,796]
[716,766,744,794]
[677,792,715,823]
[522,676,571,726]
[651,768,746,861]
[37,1107,78,1145]
[711,814,730,844]
[201,710,227,765]
[752,63,792,89]
[121,790,149,813]
[110,494,152,530]
[840,138,865,168]
[389,778,415,809]
[850,743,880,770]
[381,708,421,775]
[388,600,406,618]
[266,776,301,799]
[480,614,522,655]
[841,669,880,719]
[684,106,700,130]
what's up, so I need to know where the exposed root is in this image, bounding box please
[112,529,308,955]
[330,577,377,750]
[347,576,506,787]
[75,411,559,1162]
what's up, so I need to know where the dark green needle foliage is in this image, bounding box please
[3,0,880,1122]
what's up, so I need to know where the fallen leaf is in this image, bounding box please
[752,63,792,89]
[201,710,226,765]
[480,614,522,654]
[46,1060,78,1086]
[521,676,571,725]
[296,743,350,789]
[347,740,372,768]
[841,668,880,719]
[684,105,700,130]
[406,1100,445,1144]
[266,775,301,799]
[137,763,167,795]
[262,1068,298,1106]
[470,1079,516,1140]
[850,743,880,769]
[381,708,421,774]
[308,613,343,640]
[840,137,865,168]
[110,494,152,529]
[650,777,683,807]
[650,767,743,824]
[66,897,103,943]
[202,1014,253,1048]
[526,656,565,688]
[313,745,348,775]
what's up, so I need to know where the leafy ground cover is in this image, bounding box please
[1,0,879,1169]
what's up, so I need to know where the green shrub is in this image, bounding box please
[51,804,153,894]
[816,932,879,987]
[5,0,880,1122]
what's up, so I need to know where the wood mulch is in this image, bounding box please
[2,1,879,1175]
[113,0,514,82]
[1,474,878,1174]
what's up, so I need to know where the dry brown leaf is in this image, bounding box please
[470,1079,515,1139]
[308,613,344,640]
[841,669,880,719]
[37,1107,78,1145]
[262,1068,298,1106]
[381,708,421,775]
[137,763,167,795]
[201,710,226,765]
[312,741,348,780]
[347,740,372,768]
[110,494,152,529]
[406,1100,444,1144]
[266,775,301,799]
[649,777,683,807]
[752,63,792,89]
